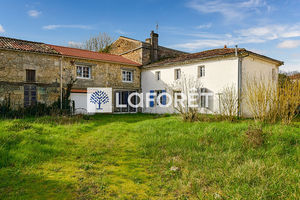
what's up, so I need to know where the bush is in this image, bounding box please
[218,85,239,121]
[244,125,265,148]
[243,77,300,124]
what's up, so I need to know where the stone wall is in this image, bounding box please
[109,36,187,65]
[62,57,140,90]
[109,37,143,64]
[0,49,61,108]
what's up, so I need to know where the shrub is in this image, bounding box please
[243,77,300,124]
[244,125,265,148]
[218,85,239,121]
[278,80,300,124]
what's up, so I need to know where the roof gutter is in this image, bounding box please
[60,54,140,67]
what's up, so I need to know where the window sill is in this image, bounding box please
[77,77,93,80]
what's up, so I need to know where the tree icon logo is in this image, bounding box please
[89,90,110,110]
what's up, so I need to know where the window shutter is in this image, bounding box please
[162,90,166,105]
[150,90,155,107]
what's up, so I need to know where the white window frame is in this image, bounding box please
[155,90,164,106]
[155,71,161,81]
[122,70,133,82]
[76,65,91,79]
[175,69,181,80]
[198,66,205,78]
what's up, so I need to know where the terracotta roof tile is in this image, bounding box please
[0,36,59,54]
[289,73,300,80]
[144,48,283,68]
[0,36,140,66]
[47,44,140,66]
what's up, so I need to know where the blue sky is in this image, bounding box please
[0,0,300,71]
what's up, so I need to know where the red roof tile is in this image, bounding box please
[0,36,140,66]
[71,89,87,93]
[0,36,59,54]
[289,73,300,80]
[47,44,140,66]
[144,48,283,68]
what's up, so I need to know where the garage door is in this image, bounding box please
[70,93,87,114]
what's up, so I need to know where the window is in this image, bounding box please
[200,96,206,108]
[155,90,163,105]
[122,70,133,82]
[155,71,161,80]
[173,91,182,100]
[174,69,181,80]
[198,66,205,78]
[26,69,36,82]
[24,85,37,107]
[77,65,91,79]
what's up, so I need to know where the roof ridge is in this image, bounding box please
[143,47,283,68]
[47,44,123,57]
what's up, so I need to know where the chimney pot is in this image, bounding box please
[224,45,227,48]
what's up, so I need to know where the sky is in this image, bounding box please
[0,0,300,72]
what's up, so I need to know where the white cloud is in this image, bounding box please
[237,25,300,40]
[43,25,92,30]
[187,0,270,21]
[115,29,128,35]
[68,41,83,48]
[277,40,300,49]
[0,25,5,33]
[195,23,212,29]
[28,10,41,18]
[172,24,300,51]
[174,39,234,50]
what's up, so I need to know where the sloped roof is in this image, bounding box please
[144,48,284,68]
[289,73,300,80]
[47,44,140,66]
[117,36,187,53]
[0,36,140,66]
[0,36,59,54]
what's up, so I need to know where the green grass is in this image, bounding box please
[0,114,299,199]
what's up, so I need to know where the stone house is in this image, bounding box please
[0,37,141,113]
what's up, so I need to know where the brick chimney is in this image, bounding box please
[150,30,158,62]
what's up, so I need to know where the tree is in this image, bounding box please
[69,33,113,53]
[90,90,109,110]
[166,74,202,122]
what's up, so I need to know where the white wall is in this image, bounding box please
[141,57,239,114]
[241,56,279,117]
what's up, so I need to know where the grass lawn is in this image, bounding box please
[0,114,299,199]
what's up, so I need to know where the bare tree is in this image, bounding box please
[166,74,202,122]
[69,33,113,53]
[218,85,239,121]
